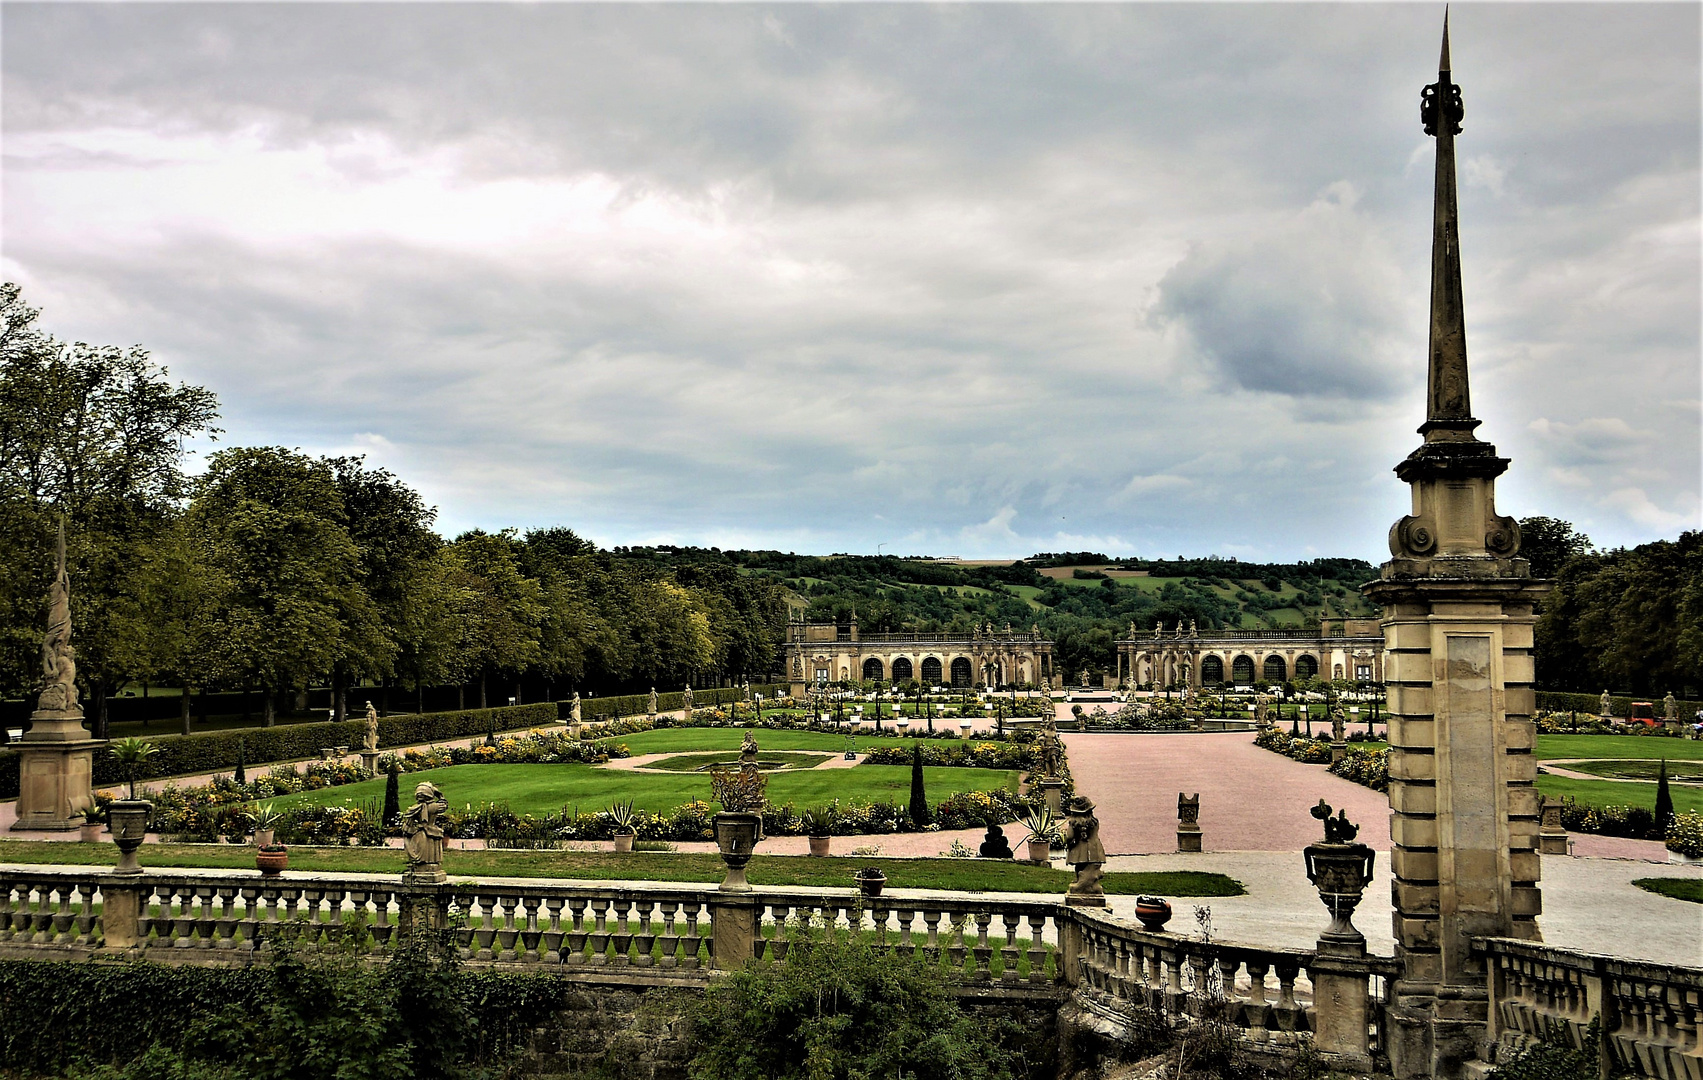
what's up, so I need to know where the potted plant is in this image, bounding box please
[853,866,887,897]
[256,842,289,876]
[1020,806,1056,864]
[1134,895,1173,931]
[106,738,158,873]
[803,804,836,857]
[608,799,637,852]
[252,802,281,848]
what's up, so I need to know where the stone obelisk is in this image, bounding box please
[1364,18,1550,1079]
[11,521,101,831]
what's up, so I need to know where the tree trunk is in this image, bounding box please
[458,685,465,711]
[416,676,425,714]
[515,679,523,707]
[479,672,487,710]
[180,684,193,737]
[242,683,253,724]
[263,688,276,728]
[333,665,347,723]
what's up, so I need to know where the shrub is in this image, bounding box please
[1668,810,1703,858]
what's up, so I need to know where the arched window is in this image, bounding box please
[1200,655,1225,684]
[950,657,973,687]
[891,657,914,681]
[921,657,943,685]
[1231,655,1256,684]
[1295,655,1319,680]
[1263,655,1287,683]
[863,657,884,681]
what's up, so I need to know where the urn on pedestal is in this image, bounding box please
[107,800,153,875]
[1303,799,1375,949]
[713,811,761,892]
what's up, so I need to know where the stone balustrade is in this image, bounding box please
[1479,936,1703,1079]
[1067,906,1399,1071]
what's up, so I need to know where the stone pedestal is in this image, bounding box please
[10,710,100,832]
[1037,778,1065,815]
[101,883,143,948]
[1176,823,1202,852]
[710,895,756,970]
[360,751,381,777]
[1331,741,1347,765]
[1538,796,1568,856]
[399,881,451,939]
[1311,938,1375,1072]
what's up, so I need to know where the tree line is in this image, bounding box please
[0,285,785,737]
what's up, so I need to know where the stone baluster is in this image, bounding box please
[971,911,993,980]
[768,903,792,961]
[655,900,679,968]
[894,908,916,959]
[1244,959,1272,1043]
[1024,914,1049,983]
[609,897,633,965]
[587,898,611,964]
[999,911,1022,981]
[1219,956,1242,1022]
[564,898,589,963]
[495,895,520,962]
[1162,945,1186,1014]
[211,886,239,949]
[1273,959,1303,1035]
[541,898,565,964]
[631,898,657,966]
[679,899,704,969]
[921,911,942,962]
[946,912,968,971]
[518,896,542,963]
[473,893,498,960]
[168,884,195,949]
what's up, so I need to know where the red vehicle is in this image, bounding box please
[1628,702,1658,727]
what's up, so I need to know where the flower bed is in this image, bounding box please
[860,741,1036,770]
[1667,811,1703,858]
[1253,728,1334,764]
[1080,703,1194,731]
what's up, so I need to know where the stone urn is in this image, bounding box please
[1304,839,1376,946]
[107,800,153,875]
[1134,896,1173,931]
[713,812,761,892]
[255,845,289,876]
[854,868,886,898]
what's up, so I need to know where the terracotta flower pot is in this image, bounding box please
[256,847,289,876]
[1026,838,1051,864]
[855,871,886,898]
[613,832,635,853]
[1134,896,1173,931]
[808,835,831,857]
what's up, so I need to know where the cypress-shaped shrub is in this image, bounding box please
[909,743,932,827]
[1654,760,1675,838]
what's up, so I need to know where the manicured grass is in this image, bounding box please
[1535,735,1703,762]
[644,751,833,773]
[1560,760,1703,782]
[1633,878,1703,905]
[0,841,1243,896]
[1535,775,1703,815]
[599,729,911,755]
[266,762,1019,817]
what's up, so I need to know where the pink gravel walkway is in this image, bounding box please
[1060,732,1393,854]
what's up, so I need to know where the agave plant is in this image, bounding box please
[108,737,158,800]
[1019,805,1057,845]
[251,802,282,833]
[606,798,637,835]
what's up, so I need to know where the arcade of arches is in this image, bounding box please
[785,616,1054,696]
[1117,619,1383,689]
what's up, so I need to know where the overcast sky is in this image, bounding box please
[5,2,1698,561]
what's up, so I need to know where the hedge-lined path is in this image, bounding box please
[1060,731,1393,854]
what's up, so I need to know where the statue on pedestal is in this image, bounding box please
[1600,689,1613,717]
[683,684,694,713]
[570,692,582,724]
[1255,690,1272,728]
[1064,796,1105,902]
[403,782,448,880]
[648,687,658,716]
[363,701,380,752]
[1035,719,1065,780]
[1330,703,1346,744]
[37,523,78,716]
[1664,692,1678,723]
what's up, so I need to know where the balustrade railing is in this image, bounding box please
[1480,936,1703,1079]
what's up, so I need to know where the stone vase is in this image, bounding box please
[108,800,153,875]
[1303,840,1375,946]
[713,812,761,892]
[808,835,831,857]
[613,831,635,853]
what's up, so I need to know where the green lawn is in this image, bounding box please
[268,762,1019,817]
[644,751,833,773]
[1559,760,1703,782]
[0,842,1242,896]
[1633,878,1703,905]
[1534,735,1703,761]
[1535,774,1703,815]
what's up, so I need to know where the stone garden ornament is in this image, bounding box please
[1063,795,1106,906]
[364,701,379,752]
[403,781,449,883]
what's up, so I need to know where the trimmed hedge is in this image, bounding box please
[1537,690,1701,718]
[0,703,558,798]
[564,683,788,721]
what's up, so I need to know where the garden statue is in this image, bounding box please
[402,781,449,882]
[740,729,760,767]
[364,701,380,752]
[648,687,658,716]
[570,692,582,723]
[1330,703,1346,744]
[1063,795,1105,905]
[1154,619,1163,638]
[1600,689,1613,717]
[1041,677,1051,694]
[1035,719,1065,779]
[1255,690,1272,728]
[36,521,78,715]
[1665,692,1678,723]
[742,679,751,702]
[683,683,693,712]
[1078,668,1089,687]
[978,821,1013,859]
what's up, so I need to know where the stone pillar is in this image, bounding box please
[710,895,756,970]
[1362,24,1551,1079]
[1038,778,1065,816]
[101,882,143,948]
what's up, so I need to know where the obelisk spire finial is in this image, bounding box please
[1418,9,1474,441]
